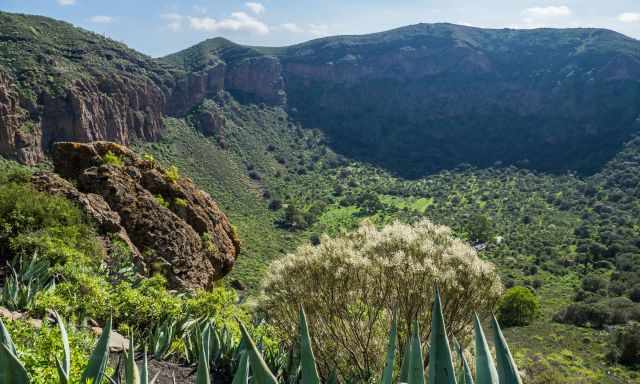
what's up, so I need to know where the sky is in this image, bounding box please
[3,0,640,57]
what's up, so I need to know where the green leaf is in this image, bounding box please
[299,307,321,384]
[427,288,456,384]
[380,312,398,384]
[454,340,474,384]
[53,311,71,384]
[0,318,17,356]
[408,320,425,384]
[141,349,150,384]
[0,342,29,384]
[196,330,211,384]
[239,322,278,384]
[398,338,411,383]
[125,334,141,384]
[231,351,250,384]
[327,370,338,384]
[81,317,112,384]
[491,316,522,384]
[474,314,497,384]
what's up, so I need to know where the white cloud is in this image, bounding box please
[522,5,572,18]
[245,2,265,15]
[618,12,640,23]
[188,12,269,35]
[57,0,76,5]
[279,23,303,33]
[161,13,183,32]
[89,15,114,24]
[308,23,330,37]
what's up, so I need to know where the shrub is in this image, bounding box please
[174,197,188,208]
[607,322,640,367]
[0,182,101,267]
[102,150,124,167]
[165,165,180,184]
[497,286,540,327]
[154,194,169,208]
[582,274,609,293]
[260,219,502,381]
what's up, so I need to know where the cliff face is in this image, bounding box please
[0,12,172,164]
[32,142,240,290]
[4,12,640,178]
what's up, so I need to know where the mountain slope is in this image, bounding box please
[165,23,640,178]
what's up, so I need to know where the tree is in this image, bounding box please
[607,322,640,367]
[260,220,502,382]
[497,287,540,327]
[465,213,493,243]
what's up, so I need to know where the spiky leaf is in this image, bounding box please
[299,307,321,384]
[380,312,398,384]
[492,316,522,384]
[427,289,456,384]
[196,330,211,384]
[81,317,112,384]
[0,342,29,384]
[232,351,250,384]
[408,321,425,384]
[474,315,498,384]
[454,340,474,384]
[239,322,278,384]
[125,335,141,384]
[0,318,17,356]
[398,338,411,383]
[53,311,71,384]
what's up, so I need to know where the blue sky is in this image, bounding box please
[3,0,640,57]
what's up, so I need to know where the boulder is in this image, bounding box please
[32,141,240,290]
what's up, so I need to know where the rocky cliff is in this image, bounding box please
[31,142,240,290]
[3,12,640,178]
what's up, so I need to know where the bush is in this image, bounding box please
[607,322,640,367]
[581,274,608,293]
[0,181,101,266]
[165,165,180,184]
[102,151,124,167]
[497,287,540,327]
[260,219,502,381]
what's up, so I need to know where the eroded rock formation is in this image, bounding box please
[32,141,240,290]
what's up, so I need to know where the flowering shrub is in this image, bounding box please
[260,219,502,381]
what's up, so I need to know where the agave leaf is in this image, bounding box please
[196,329,211,384]
[454,340,474,384]
[398,338,411,383]
[491,316,522,384]
[0,342,29,384]
[298,307,321,384]
[81,317,112,384]
[427,288,456,384]
[327,370,338,384]
[0,318,17,356]
[53,311,71,383]
[125,334,140,384]
[380,312,398,384]
[239,321,278,384]
[141,348,149,384]
[408,321,425,384]
[232,350,250,384]
[473,314,497,384]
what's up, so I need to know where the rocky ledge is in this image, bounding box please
[31,141,240,290]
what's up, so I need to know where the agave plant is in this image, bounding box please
[1,253,53,311]
[0,290,522,384]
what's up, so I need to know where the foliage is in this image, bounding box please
[607,322,640,368]
[165,165,180,184]
[0,179,101,267]
[260,219,502,381]
[102,151,124,168]
[1,253,53,311]
[497,287,541,327]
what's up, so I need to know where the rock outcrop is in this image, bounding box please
[32,142,240,290]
